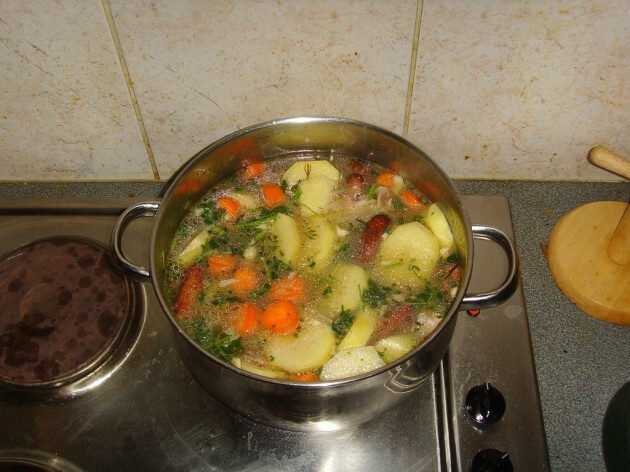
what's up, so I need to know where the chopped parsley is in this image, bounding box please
[182,316,241,362]
[290,185,302,205]
[202,228,230,253]
[408,285,446,310]
[262,255,292,281]
[200,200,222,225]
[336,242,351,258]
[235,205,289,229]
[361,279,393,308]
[446,252,460,264]
[367,183,378,199]
[209,290,239,306]
[332,308,355,338]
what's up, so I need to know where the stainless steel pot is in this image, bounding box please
[112,117,518,431]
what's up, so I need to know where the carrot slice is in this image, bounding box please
[261,183,287,207]
[292,371,319,382]
[400,189,425,209]
[173,265,204,319]
[216,197,242,220]
[268,273,305,303]
[261,300,299,334]
[231,267,259,298]
[376,172,396,188]
[173,177,204,196]
[208,253,238,277]
[235,302,259,335]
[222,137,258,156]
[244,161,266,180]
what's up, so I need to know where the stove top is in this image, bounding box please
[0,195,549,472]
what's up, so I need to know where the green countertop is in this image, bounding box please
[1,180,629,472]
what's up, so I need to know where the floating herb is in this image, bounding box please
[361,279,392,308]
[210,290,239,306]
[289,183,302,205]
[367,183,378,200]
[332,307,355,338]
[261,255,292,281]
[200,200,222,225]
[235,206,289,229]
[408,285,445,310]
[182,316,241,362]
[446,252,460,264]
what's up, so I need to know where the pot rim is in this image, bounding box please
[151,116,474,387]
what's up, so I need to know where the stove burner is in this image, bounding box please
[0,238,134,388]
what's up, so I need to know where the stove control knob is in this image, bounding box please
[470,449,513,472]
[465,382,506,426]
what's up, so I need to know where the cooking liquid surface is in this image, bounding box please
[166,155,461,381]
[0,238,130,384]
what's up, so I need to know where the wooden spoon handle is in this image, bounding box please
[588,146,630,180]
[608,201,630,266]
[587,147,630,264]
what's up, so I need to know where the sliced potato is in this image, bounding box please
[320,346,385,381]
[272,213,300,264]
[423,203,454,249]
[267,322,336,373]
[232,358,288,380]
[227,191,259,210]
[375,222,440,289]
[373,334,419,364]
[338,308,379,350]
[299,215,337,270]
[282,160,341,186]
[176,230,210,267]
[320,264,369,314]
[298,176,337,215]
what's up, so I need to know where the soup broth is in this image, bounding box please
[165,155,461,382]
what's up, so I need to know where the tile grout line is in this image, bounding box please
[101,0,160,181]
[403,0,425,138]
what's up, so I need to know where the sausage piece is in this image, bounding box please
[346,173,366,200]
[369,305,416,344]
[354,214,391,264]
[173,265,204,319]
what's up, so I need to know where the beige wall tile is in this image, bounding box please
[0,0,153,181]
[110,0,417,179]
[409,0,629,180]
[1,0,626,182]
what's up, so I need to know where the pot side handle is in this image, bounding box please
[460,225,519,310]
[110,201,160,280]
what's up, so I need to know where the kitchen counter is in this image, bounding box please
[1,180,628,472]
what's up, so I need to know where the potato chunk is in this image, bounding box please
[375,222,440,289]
[267,322,336,373]
[338,308,378,350]
[423,203,454,249]
[373,334,419,364]
[299,215,337,270]
[227,191,259,210]
[272,213,300,264]
[176,230,209,267]
[320,264,369,314]
[232,358,288,380]
[282,160,341,186]
[298,176,337,215]
[320,346,385,381]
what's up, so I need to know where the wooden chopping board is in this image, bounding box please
[546,200,630,325]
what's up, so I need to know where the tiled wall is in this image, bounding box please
[1,0,628,182]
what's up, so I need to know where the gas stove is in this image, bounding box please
[0,195,549,471]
